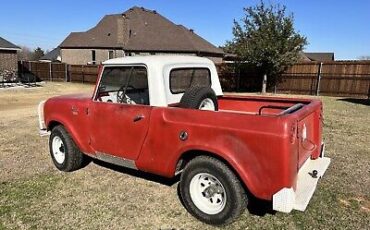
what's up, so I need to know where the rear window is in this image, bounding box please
[170,68,211,94]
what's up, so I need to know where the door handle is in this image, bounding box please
[133,114,145,122]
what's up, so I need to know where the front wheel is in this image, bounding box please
[49,125,90,172]
[179,156,247,225]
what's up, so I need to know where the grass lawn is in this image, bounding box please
[0,82,369,229]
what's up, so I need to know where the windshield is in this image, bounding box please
[95,66,149,105]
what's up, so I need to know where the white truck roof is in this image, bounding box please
[103,55,215,66]
[102,55,223,107]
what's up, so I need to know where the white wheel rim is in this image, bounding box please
[199,98,215,111]
[52,136,65,164]
[189,173,227,215]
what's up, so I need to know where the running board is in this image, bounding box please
[95,152,138,170]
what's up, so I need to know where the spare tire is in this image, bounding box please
[179,86,218,111]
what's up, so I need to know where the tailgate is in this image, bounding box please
[297,105,322,168]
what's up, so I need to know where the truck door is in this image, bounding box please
[90,65,151,160]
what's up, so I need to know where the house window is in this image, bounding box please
[108,50,114,59]
[91,50,96,64]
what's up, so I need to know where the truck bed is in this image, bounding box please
[218,95,323,168]
[218,95,311,116]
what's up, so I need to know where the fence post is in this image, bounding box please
[236,64,240,92]
[20,60,23,83]
[28,62,32,86]
[67,64,72,82]
[82,65,85,84]
[65,63,68,82]
[262,74,267,94]
[49,62,52,81]
[316,62,323,96]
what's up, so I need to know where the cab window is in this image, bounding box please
[96,66,149,105]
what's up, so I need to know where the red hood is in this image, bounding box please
[53,93,91,99]
[49,93,92,101]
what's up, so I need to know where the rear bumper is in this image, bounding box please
[272,145,331,213]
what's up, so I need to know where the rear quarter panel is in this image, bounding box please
[136,106,299,200]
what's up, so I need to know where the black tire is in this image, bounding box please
[49,125,90,172]
[179,156,247,225]
[179,86,218,111]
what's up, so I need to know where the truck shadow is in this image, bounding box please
[246,195,276,216]
[93,159,275,217]
[176,184,275,217]
[337,98,370,106]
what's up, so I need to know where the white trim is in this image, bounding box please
[0,47,21,51]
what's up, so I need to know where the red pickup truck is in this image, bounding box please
[38,56,330,225]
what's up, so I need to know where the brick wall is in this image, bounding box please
[61,48,125,65]
[0,50,18,71]
[61,48,224,65]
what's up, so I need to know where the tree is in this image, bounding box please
[225,1,307,93]
[32,47,45,61]
[18,46,33,61]
[18,46,47,61]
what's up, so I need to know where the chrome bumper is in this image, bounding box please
[273,145,331,213]
[38,100,50,136]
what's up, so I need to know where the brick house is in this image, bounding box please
[59,6,224,65]
[0,37,20,71]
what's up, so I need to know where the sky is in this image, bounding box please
[0,0,369,60]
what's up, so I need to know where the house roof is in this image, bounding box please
[299,51,311,61]
[40,47,61,61]
[303,52,335,61]
[0,37,21,50]
[60,6,223,55]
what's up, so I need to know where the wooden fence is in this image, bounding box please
[18,61,370,98]
[69,65,99,83]
[277,62,370,97]
[19,61,68,82]
[18,61,99,84]
[217,61,370,98]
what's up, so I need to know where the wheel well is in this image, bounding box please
[47,121,62,131]
[176,150,250,194]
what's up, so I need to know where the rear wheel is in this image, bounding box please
[49,125,89,172]
[179,156,247,225]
